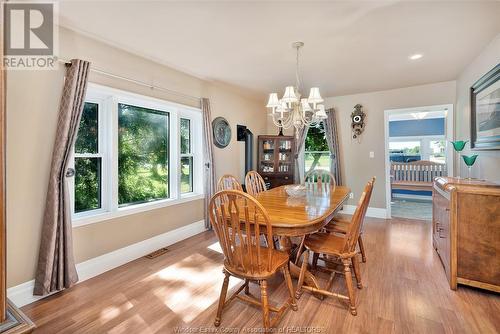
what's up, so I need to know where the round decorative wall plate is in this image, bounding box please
[212,117,231,148]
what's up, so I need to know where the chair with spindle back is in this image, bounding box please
[245,171,281,249]
[245,171,267,197]
[217,174,243,191]
[324,177,376,263]
[209,190,297,329]
[294,169,337,265]
[296,178,375,316]
[304,169,336,189]
[218,174,273,260]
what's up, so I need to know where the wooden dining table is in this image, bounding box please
[253,184,350,290]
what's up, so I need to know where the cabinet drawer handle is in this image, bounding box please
[284,176,289,180]
[445,208,450,212]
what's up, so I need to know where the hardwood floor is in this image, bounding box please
[22,217,499,333]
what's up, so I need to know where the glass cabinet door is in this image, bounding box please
[260,139,275,173]
[278,139,292,173]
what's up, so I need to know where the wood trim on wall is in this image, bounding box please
[1,1,7,321]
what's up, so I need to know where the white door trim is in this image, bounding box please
[383,104,454,218]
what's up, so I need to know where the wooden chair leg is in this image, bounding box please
[342,259,357,316]
[215,271,230,326]
[312,252,319,271]
[244,279,250,295]
[260,280,270,329]
[351,256,362,289]
[358,235,367,263]
[282,265,298,311]
[296,250,309,299]
[294,236,306,265]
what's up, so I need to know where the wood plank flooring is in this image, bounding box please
[22,217,500,333]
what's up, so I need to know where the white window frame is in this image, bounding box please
[178,116,196,195]
[388,135,446,161]
[301,124,331,181]
[68,97,110,217]
[71,83,204,227]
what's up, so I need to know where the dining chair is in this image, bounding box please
[295,178,375,316]
[294,169,337,265]
[209,190,297,329]
[324,177,376,263]
[245,171,267,197]
[245,171,281,249]
[217,174,243,191]
[304,169,336,190]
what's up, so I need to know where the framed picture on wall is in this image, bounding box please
[470,63,500,150]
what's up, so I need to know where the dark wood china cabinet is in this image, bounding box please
[257,135,295,189]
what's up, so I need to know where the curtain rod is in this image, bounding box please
[57,58,202,103]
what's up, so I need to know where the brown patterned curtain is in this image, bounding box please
[293,126,309,183]
[323,108,342,185]
[34,59,90,295]
[201,98,215,229]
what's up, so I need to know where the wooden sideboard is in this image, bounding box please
[257,135,295,189]
[432,177,500,292]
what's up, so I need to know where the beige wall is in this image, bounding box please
[266,82,456,209]
[6,27,267,287]
[455,34,500,182]
[266,32,500,206]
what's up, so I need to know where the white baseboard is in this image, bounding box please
[339,205,389,219]
[7,220,207,308]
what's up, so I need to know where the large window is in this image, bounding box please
[389,141,421,162]
[74,102,103,213]
[180,118,193,193]
[429,140,446,163]
[389,137,447,163]
[304,123,330,174]
[71,84,203,225]
[118,103,170,206]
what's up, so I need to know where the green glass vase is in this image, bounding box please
[451,140,467,152]
[461,154,478,179]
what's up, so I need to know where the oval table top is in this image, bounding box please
[254,185,350,237]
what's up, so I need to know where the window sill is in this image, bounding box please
[72,193,205,228]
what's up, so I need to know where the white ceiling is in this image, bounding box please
[57,1,500,100]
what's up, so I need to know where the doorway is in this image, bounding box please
[384,104,454,220]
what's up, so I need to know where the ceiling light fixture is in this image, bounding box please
[266,42,326,134]
[409,54,423,60]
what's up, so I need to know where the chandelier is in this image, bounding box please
[266,41,327,134]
